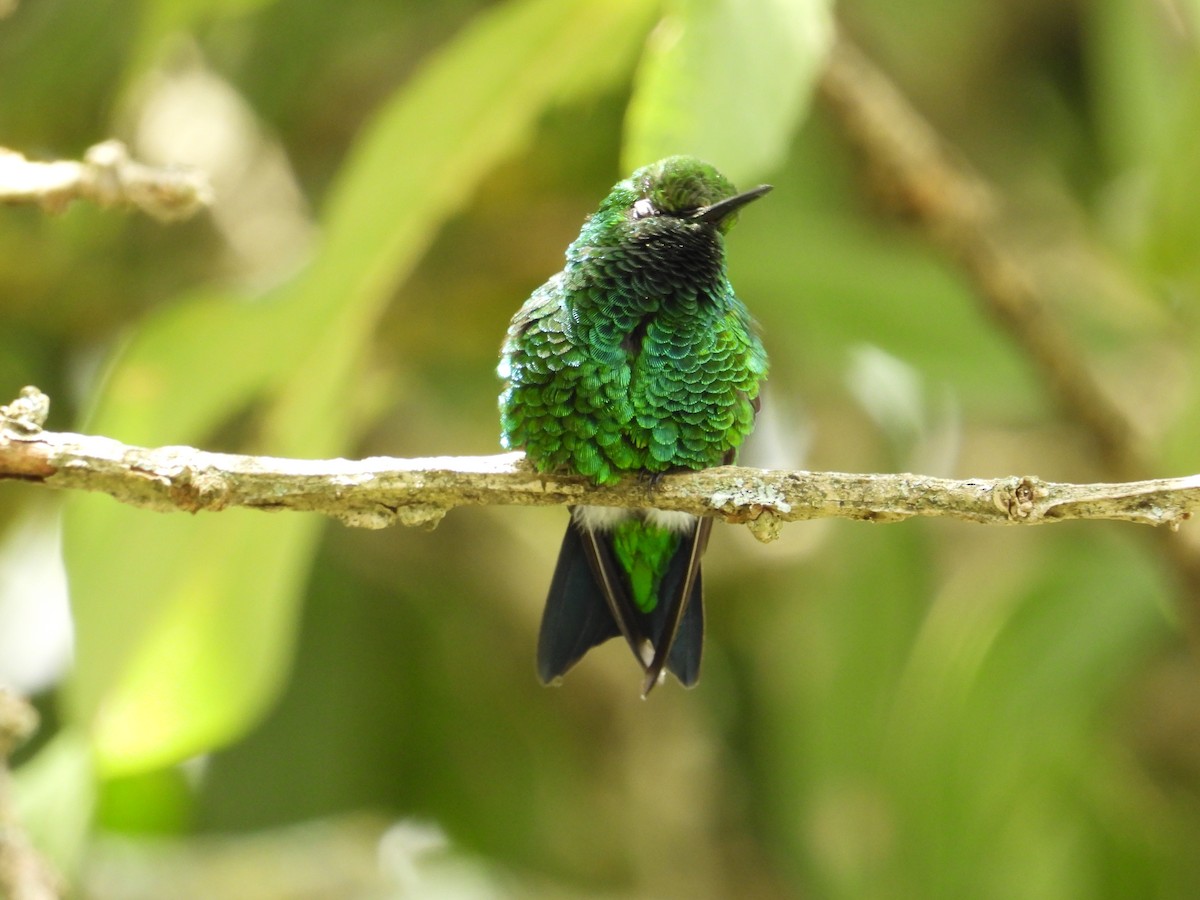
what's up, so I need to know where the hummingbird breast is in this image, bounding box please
[499,225,766,485]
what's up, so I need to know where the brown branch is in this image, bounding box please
[0,140,212,221]
[2,388,1196,544]
[816,34,1200,648]
[818,36,1148,481]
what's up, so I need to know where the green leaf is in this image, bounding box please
[1087,0,1178,173]
[623,0,833,184]
[62,0,656,776]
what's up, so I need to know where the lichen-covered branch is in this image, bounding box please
[2,387,1196,543]
[0,140,212,221]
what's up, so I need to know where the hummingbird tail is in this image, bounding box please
[537,511,706,691]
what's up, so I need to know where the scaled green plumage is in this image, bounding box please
[499,156,768,485]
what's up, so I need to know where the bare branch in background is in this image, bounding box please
[0,140,212,221]
[818,36,1148,481]
[818,34,1200,645]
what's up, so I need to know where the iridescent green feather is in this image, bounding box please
[611,521,681,613]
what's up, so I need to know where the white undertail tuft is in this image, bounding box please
[574,506,697,534]
[644,509,697,533]
[572,505,634,532]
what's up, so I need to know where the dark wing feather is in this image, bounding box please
[642,517,712,694]
[537,517,620,683]
[537,512,654,683]
[666,576,704,687]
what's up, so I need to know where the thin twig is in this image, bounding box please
[0,690,60,900]
[1,388,1196,543]
[0,140,212,221]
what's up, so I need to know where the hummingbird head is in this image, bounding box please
[628,156,771,235]
[567,157,771,276]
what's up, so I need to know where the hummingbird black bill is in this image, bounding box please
[689,184,773,225]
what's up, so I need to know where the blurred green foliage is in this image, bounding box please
[3,0,1200,896]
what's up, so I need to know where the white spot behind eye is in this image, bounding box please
[632,198,656,219]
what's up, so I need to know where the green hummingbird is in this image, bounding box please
[498,155,769,695]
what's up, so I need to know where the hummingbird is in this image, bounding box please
[498,156,769,696]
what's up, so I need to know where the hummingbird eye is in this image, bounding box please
[631,198,658,219]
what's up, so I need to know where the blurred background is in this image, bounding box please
[3,0,1200,897]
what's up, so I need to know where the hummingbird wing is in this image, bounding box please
[641,516,712,695]
[537,516,620,683]
[537,512,653,683]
